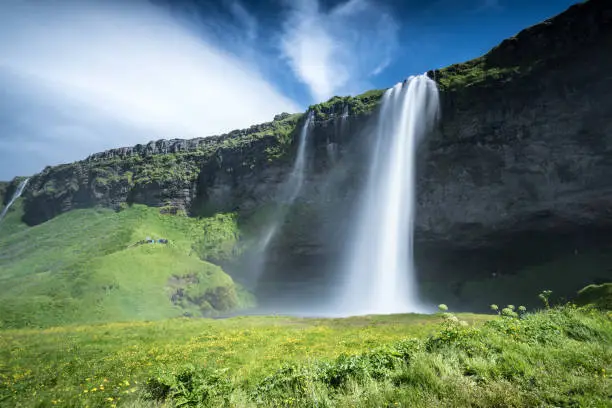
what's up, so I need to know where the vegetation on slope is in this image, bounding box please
[308,89,386,122]
[0,200,251,329]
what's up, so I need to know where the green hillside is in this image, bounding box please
[0,200,253,329]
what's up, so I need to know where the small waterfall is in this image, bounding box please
[327,105,348,164]
[336,75,439,315]
[0,178,29,222]
[280,111,314,205]
[249,112,314,284]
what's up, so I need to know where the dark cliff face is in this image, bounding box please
[420,0,612,246]
[12,0,612,308]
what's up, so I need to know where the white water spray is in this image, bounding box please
[0,178,29,222]
[336,75,439,315]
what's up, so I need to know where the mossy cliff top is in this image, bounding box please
[430,0,610,91]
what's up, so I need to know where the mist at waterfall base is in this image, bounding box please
[251,75,440,317]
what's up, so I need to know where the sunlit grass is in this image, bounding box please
[0,313,491,407]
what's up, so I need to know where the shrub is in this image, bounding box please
[539,290,553,309]
[144,367,233,407]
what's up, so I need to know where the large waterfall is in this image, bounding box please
[336,75,439,315]
[0,178,29,223]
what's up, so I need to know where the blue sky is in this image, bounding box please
[0,0,578,179]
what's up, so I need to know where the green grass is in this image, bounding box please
[0,313,490,407]
[0,307,609,407]
[0,202,250,329]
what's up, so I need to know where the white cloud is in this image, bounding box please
[0,0,300,179]
[280,0,399,102]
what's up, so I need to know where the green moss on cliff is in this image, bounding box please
[435,57,521,91]
[309,88,385,121]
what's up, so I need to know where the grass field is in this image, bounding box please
[0,306,610,407]
[0,312,487,407]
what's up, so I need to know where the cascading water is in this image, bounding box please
[249,112,314,283]
[0,178,29,223]
[281,111,314,205]
[336,75,439,315]
[326,105,347,165]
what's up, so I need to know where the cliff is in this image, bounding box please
[5,0,612,309]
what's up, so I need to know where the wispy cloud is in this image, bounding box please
[280,0,399,102]
[0,0,299,179]
[229,1,258,42]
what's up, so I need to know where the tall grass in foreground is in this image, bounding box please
[144,305,611,408]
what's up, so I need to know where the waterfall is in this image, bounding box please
[336,75,439,315]
[280,111,314,205]
[0,178,29,222]
[249,112,313,285]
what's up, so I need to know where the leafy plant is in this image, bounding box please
[539,290,553,309]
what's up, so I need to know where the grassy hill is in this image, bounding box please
[0,199,253,329]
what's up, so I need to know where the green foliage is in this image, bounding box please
[309,88,385,121]
[191,213,240,263]
[438,304,448,312]
[539,289,553,309]
[145,367,233,407]
[435,57,521,92]
[0,313,483,406]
